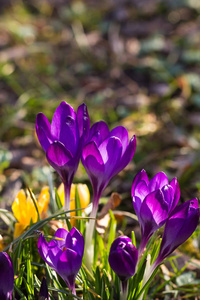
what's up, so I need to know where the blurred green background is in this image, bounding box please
[0,0,200,209]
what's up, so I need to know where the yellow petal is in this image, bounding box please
[0,235,4,252]
[38,186,50,214]
[77,184,90,209]
[57,183,76,207]
[12,190,26,223]
[57,183,90,225]
[12,189,38,225]
[14,223,27,239]
[57,183,65,206]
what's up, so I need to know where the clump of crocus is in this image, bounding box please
[38,227,84,295]
[12,187,49,238]
[131,170,180,255]
[57,183,90,226]
[36,102,90,211]
[82,121,136,268]
[0,252,14,300]
[109,236,138,300]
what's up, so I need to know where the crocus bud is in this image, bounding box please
[108,236,138,282]
[38,227,84,295]
[36,102,90,211]
[154,198,200,267]
[0,252,14,300]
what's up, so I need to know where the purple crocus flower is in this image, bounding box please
[153,198,199,267]
[82,121,136,218]
[37,227,84,295]
[82,121,136,269]
[36,102,90,211]
[109,236,138,297]
[131,170,180,255]
[109,236,138,281]
[0,252,14,300]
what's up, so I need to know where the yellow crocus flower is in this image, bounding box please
[57,183,90,226]
[12,187,50,238]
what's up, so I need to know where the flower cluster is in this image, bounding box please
[1,101,199,299]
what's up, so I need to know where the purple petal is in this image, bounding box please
[103,137,122,176]
[110,126,129,154]
[140,190,169,238]
[77,103,90,142]
[54,228,69,249]
[89,121,110,146]
[46,141,72,167]
[161,185,174,212]
[132,196,142,223]
[131,169,149,197]
[47,240,62,269]
[51,102,76,139]
[58,117,78,155]
[114,135,136,175]
[149,172,169,192]
[36,113,53,151]
[169,177,180,212]
[38,235,55,269]
[157,199,200,261]
[0,252,14,300]
[133,180,149,201]
[82,141,104,165]
[70,227,84,257]
[57,249,82,291]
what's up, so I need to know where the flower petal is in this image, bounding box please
[51,102,76,139]
[36,113,53,151]
[157,199,200,261]
[169,177,180,212]
[54,228,69,249]
[38,234,56,269]
[140,189,169,238]
[149,172,169,192]
[89,121,110,146]
[46,141,72,167]
[103,136,122,178]
[110,126,129,154]
[131,169,149,197]
[161,185,174,211]
[0,252,14,300]
[57,248,82,291]
[77,103,90,142]
[116,135,136,172]
[70,227,84,257]
[58,117,78,156]
[82,141,104,165]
